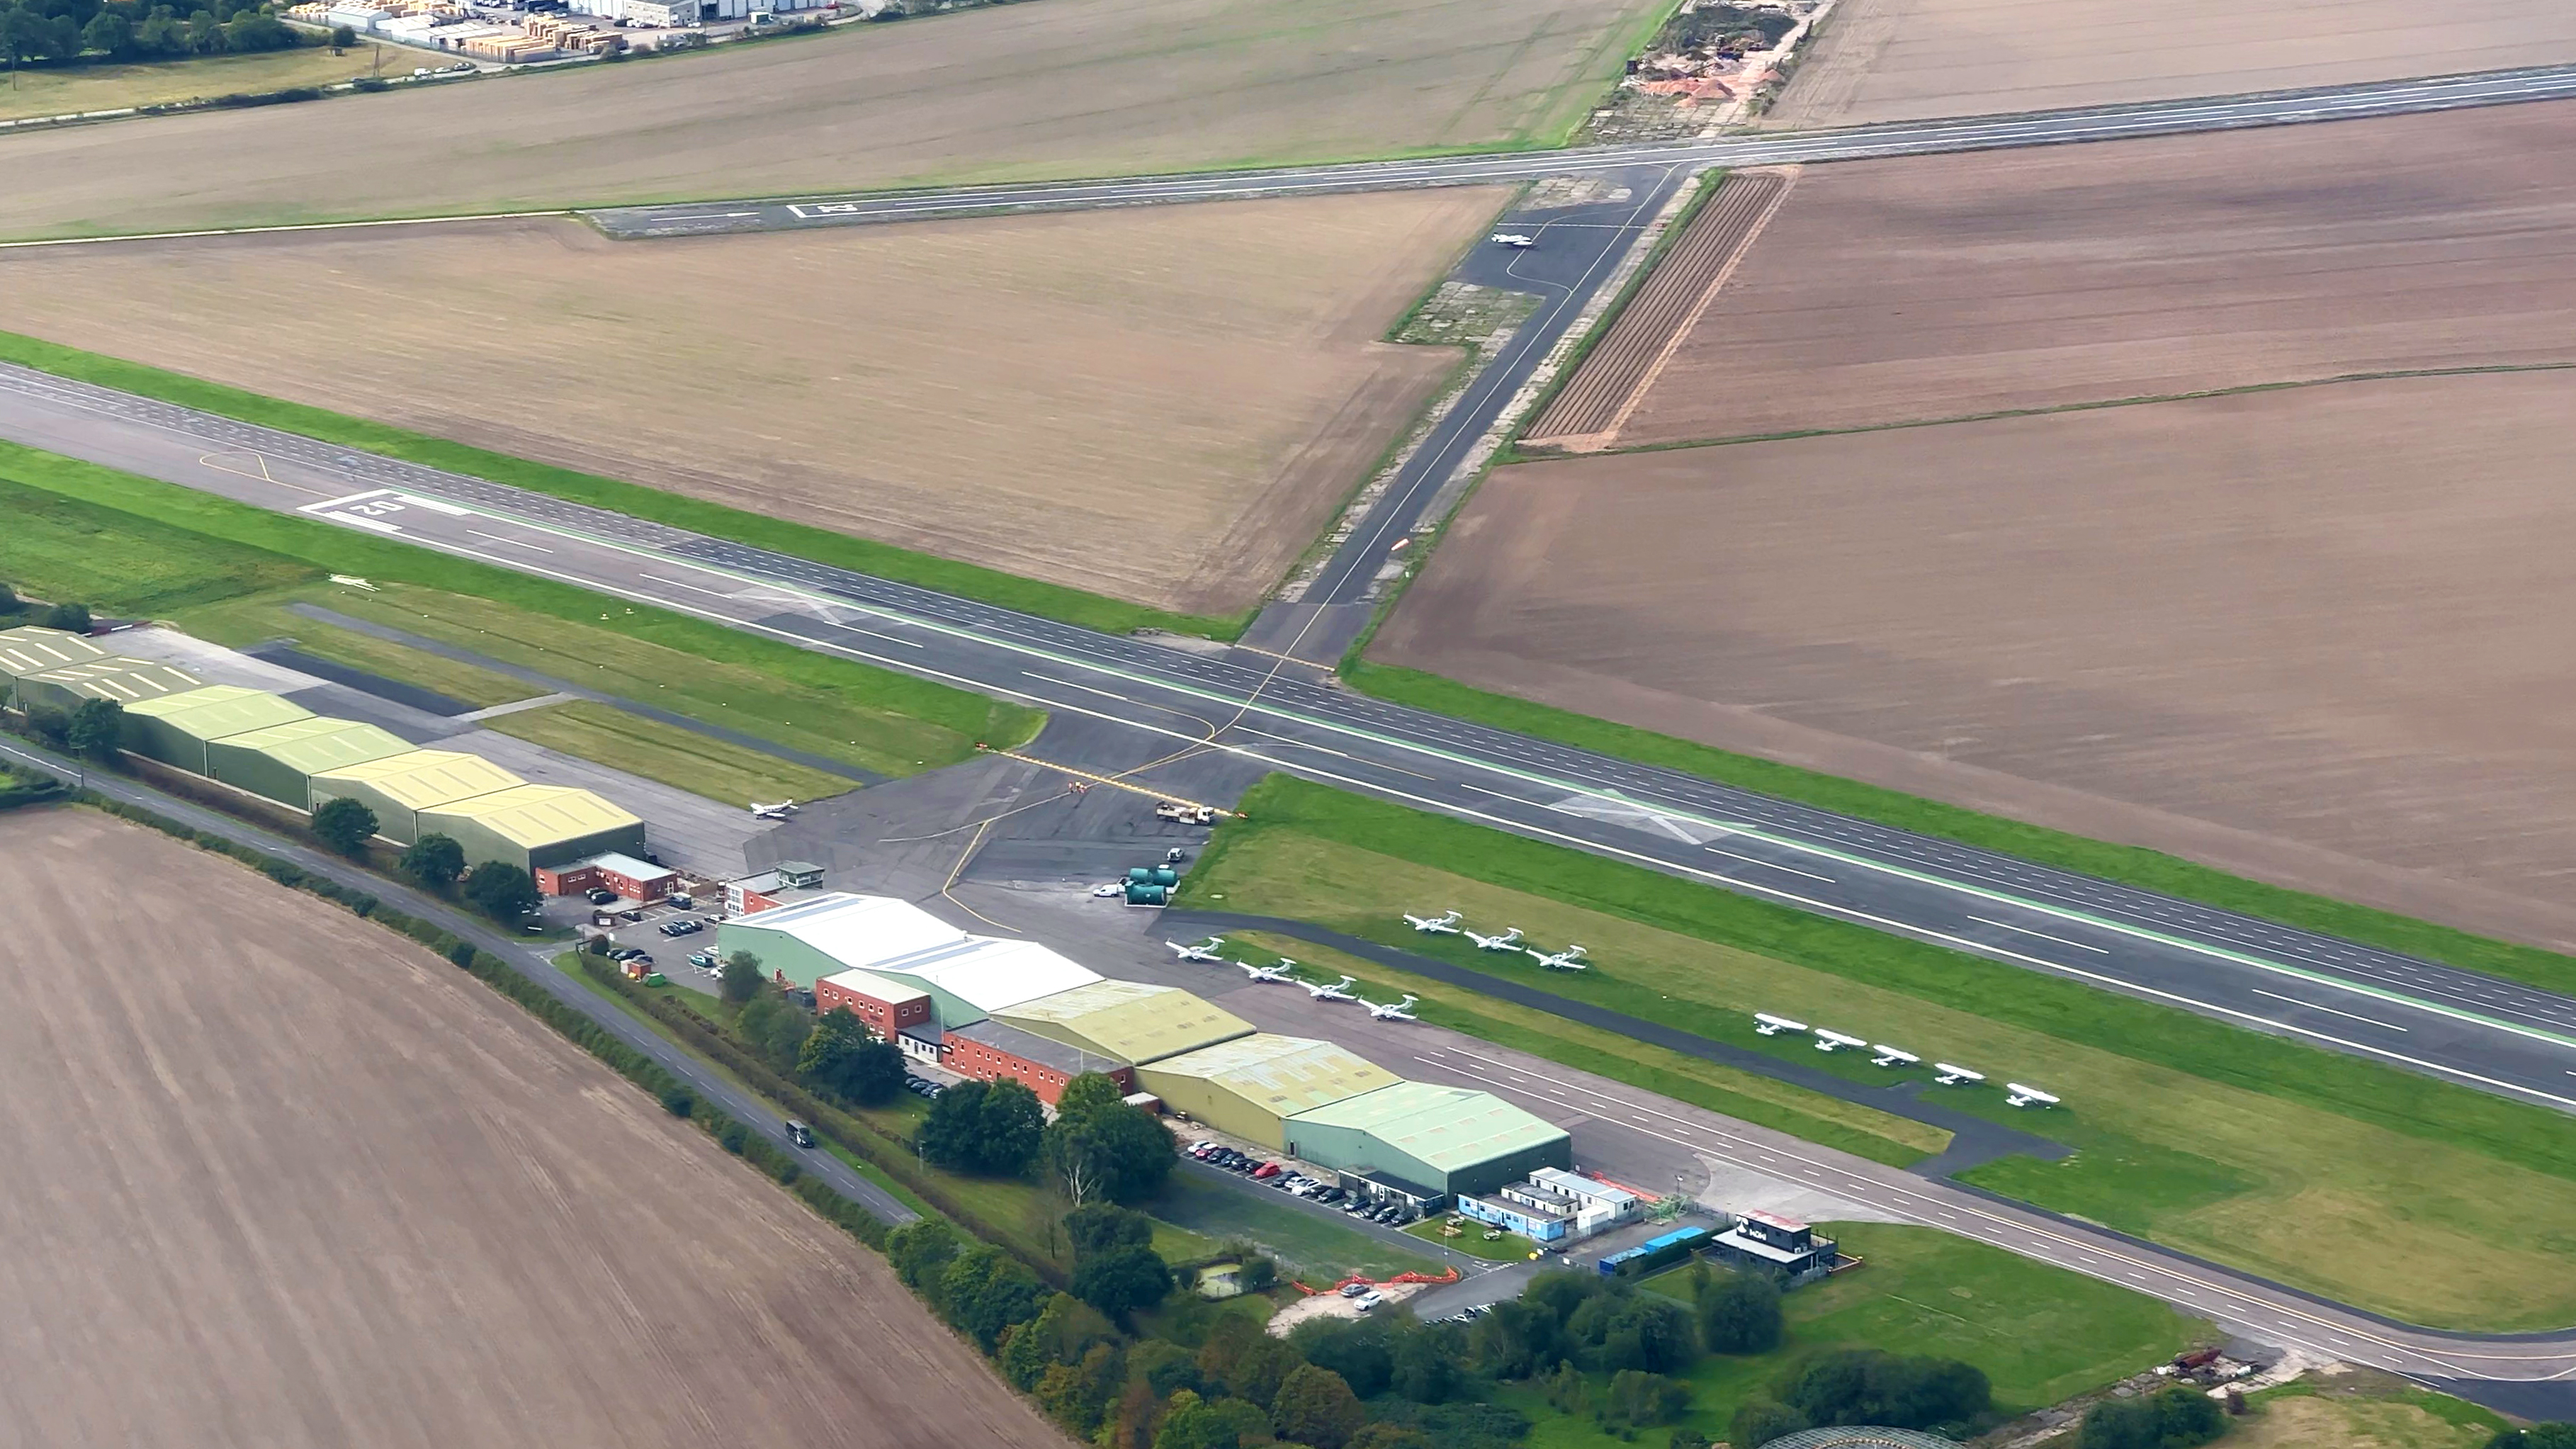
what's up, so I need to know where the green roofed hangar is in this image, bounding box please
[418,782,646,870]
[1135,1033,1399,1151]
[0,626,108,707]
[308,750,525,844]
[12,655,203,714]
[120,687,313,774]
[205,716,415,808]
[1285,1081,1572,1198]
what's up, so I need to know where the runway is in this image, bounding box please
[587,64,2576,237]
[6,361,2576,1128]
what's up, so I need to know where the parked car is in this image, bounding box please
[669,893,695,910]
[586,887,618,906]
[1339,1282,1372,1299]
[610,947,646,961]
[1252,1163,1282,1180]
[688,950,718,969]
[1354,1292,1383,1312]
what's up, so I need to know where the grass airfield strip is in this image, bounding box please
[1183,779,2576,1331]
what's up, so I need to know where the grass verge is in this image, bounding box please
[1153,1173,1440,1281]
[0,449,1039,776]
[1343,659,2576,1000]
[1406,1215,1536,1262]
[2241,1370,2509,1449]
[0,44,407,122]
[1183,777,2576,1330]
[482,699,857,805]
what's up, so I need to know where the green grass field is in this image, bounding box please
[1344,661,2576,1002]
[0,446,1039,777]
[1406,1215,1537,1261]
[485,700,855,806]
[1508,1222,2203,1448]
[1151,1173,1441,1282]
[1221,932,1948,1169]
[0,331,1244,638]
[0,45,403,123]
[2238,1372,2509,1449]
[1184,779,2576,1330]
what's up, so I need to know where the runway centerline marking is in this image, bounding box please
[2252,988,2408,1032]
[466,528,553,553]
[1967,915,2110,953]
[1706,845,1834,883]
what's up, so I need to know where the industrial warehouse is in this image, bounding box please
[0,624,643,870]
[727,891,1571,1202]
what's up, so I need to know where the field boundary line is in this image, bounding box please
[0,209,571,251]
[1597,164,1800,444]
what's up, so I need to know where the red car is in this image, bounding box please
[1253,1162,1282,1180]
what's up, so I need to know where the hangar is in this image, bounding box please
[717,892,968,990]
[13,656,203,714]
[204,716,417,808]
[417,782,646,869]
[118,687,313,774]
[0,626,107,706]
[1284,1081,1571,1198]
[996,979,1255,1067]
[1136,1034,1397,1150]
[308,749,524,844]
[863,936,1101,1028]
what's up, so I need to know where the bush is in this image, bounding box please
[1070,1244,1173,1321]
[1694,1267,1783,1354]
[2081,1384,2226,1449]
[310,796,379,855]
[400,833,465,889]
[462,859,540,920]
[1598,1370,1690,1431]
[1731,1399,1809,1448]
[659,1085,696,1117]
[1776,1348,1990,1433]
[41,601,91,634]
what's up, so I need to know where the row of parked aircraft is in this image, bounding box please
[1752,1013,2058,1107]
[1401,910,1591,971]
[1166,937,1418,1020]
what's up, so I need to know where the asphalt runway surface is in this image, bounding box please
[587,64,2576,237]
[8,361,2576,1124]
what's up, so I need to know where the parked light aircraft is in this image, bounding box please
[1933,1064,1984,1086]
[1238,960,1297,984]
[1403,909,1463,935]
[2005,1083,2060,1108]
[1465,926,1524,952]
[1753,1013,1807,1037]
[1360,994,1420,1021]
[750,800,799,820]
[1527,944,1590,971]
[1168,937,1226,963]
[1870,1045,1920,1069]
[1814,1030,1868,1054]
[1304,975,1359,1002]
[1491,233,1537,248]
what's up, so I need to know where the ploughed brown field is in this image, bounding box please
[1380,370,2576,947]
[1600,103,2576,449]
[1768,0,2576,128]
[0,0,1655,239]
[0,193,1506,615]
[0,808,1061,1448]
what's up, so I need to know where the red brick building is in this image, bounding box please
[535,851,677,901]
[945,1020,1131,1106]
[815,969,933,1037]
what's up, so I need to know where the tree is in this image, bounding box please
[1271,1364,1365,1449]
[462,860,541,920]
[1695,1268,1783,1354]
[398,833,465,889]
[1386,1318,1466,1404]
[1042,1070,1178,1205]
[41,602,90,634]
[1467,1299,1561,1382]
[2081,1385,2225,1449]
[738,990,812,1071]
[1568,1291,1697,1375]
[938,1244,1045,1351]
[1598,1370,1691,1431]
[797,1007,905,1103]
[1070,1243,1172,1321]
[310,796,378,855]
[718,948,765,1003]
[1289,1317,1394,1398]
[1346,1429,1430,1449]
[224,11,293,49]
[328,21,353,49]
[888,1219,961,1302]
[1034,1341,1125,1436]
[0,582,19,614]
[999,1292,1117,1389]
[83,9,134,57]
[1153,1390,1271,1449]
[920,1077,1044,1176]
[1731,1399,1809,1448]
[1778,1348,1989,1431]
[2492,1429,2576,1449]
[1066,1202,1156,1260]
[1130,1338,1203,1398]
[63,697,122,761]
[1197,1314,1303,1409]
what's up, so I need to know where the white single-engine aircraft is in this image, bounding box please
[1238,960,1297,984]
[1403,909,1463,935]
[1753,1013,1808,1037]
[1465,926,1525,952]
[1304,975,1359,1003]
[1168,937,1226,963]
[1933,1064,1984,1087]
[1870,1044,1920,1069]
[2006,1083,2060,1108]
[749,799,800,820]
[1526,944,1590,971]
[1491,233,1537,249]
[1360,994,1420,1021]
[1814,1029,1868,1054]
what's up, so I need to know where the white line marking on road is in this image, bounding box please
[466,528,553,553]
[298,487,392,512]
[1022,671,1136,705]
[1967,915,2110,953]
[638,572,740,599]
[327,512,404,534]
[2252,989,2408,1032]
[395,492,473,517]
[1705,845,1834,882]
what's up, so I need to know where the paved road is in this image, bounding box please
[7,359,2575,1126]
[0,733,919,1229]
[589,64,2576,237]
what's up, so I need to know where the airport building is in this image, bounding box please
[1284,1081,1573,1198]
[308,750,526,844]
[418,782,647,870]
[1136,1034,1399,1150]
[118,687,313,775]
[1454,1166,1639,1242]
[205,716,414,808]
[994,978,1255,1066]
[0,626,108,706]
[718,892,971,990]
[12,655,204,714]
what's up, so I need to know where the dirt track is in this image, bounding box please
[0,808,1064,1448]
[1380,371,2576,948]
[1603,103,2576,448]
[0,193,1504,615]
[1768,0,2576,128]
[0,0,1653,239]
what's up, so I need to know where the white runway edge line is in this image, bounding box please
[286,479,2576,1107]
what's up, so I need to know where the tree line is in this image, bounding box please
[3,0,304,68]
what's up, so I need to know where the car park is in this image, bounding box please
[657,918,704,937]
